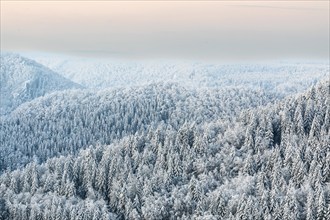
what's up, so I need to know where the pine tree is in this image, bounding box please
[316,186,326,220]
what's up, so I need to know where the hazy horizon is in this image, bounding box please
[1,1,329,62]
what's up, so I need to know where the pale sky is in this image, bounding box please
[1,1,329,61]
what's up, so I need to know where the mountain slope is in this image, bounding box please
[0,53,83,115]
[0,79,329,220]
[1,53,329,220]
[0,83,279,172]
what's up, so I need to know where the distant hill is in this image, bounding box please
[28,54,328,96]
[0,53,83,115]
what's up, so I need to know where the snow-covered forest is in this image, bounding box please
[0,53,329,219]
[0,54,83,115]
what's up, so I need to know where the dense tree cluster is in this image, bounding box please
[0,84,278,172]
[1,53,329,219]
[1,78,329,219]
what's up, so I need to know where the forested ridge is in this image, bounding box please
[1,76,329,219]
[0,83,279,173]
[0,53,82,115]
